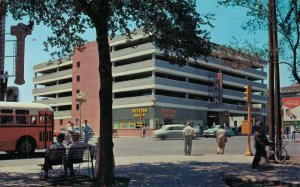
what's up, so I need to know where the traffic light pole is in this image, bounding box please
[244,85,253,156]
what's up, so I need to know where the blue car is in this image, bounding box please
[203,125,235,138]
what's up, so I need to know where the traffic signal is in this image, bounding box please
[244,85,252,103]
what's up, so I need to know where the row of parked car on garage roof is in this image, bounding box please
[152,124,236,140]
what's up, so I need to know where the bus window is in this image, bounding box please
[0,109,13,114]
[0,116,13,124]
[31,116,37,125]
[16,115,28,124]
[16,110,29,115]
[40,115,45,124]
[46,113,53,125]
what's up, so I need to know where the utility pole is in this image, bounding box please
[267,0,275,143]
[268,0,281,144]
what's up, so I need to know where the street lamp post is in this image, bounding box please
[76,91,86,135]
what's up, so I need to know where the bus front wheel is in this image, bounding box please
[17,138,36,157]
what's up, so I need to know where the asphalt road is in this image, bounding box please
[0,135,299,165]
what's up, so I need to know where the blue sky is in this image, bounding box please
[4,0,292,102]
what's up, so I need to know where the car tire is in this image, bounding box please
[161,135,166,140]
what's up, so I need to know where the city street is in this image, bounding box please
[0,135,299,186]
[0,135,299,165]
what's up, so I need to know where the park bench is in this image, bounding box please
[38,148,66,178]
[39,146,94,179]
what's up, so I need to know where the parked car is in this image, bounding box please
[75,127,95,137]
[203,125,235,138]
[54,127,66,137]
[153,124,200,140]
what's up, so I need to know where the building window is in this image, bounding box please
[76,75,80,82]
[76,104,80,111]
[77,61,80,68]
[60,119,63,125]
[76,90,80,93]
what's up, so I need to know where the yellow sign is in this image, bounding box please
[241,120,252,134]
[132,108,148,119]
[136,121,143,127]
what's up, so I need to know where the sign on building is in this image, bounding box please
[282,97,300,122]
[214,73,223,106]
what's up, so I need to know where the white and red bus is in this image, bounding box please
[0,102,54,156]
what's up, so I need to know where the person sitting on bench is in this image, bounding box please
[63,132,87,177]
[42,133,66,179]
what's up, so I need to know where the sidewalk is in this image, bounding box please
[0,154,299,186]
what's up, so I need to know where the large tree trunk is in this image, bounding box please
[94,2,115,186]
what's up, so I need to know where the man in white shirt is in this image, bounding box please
[82,119,92,144]
[182,122,194,156]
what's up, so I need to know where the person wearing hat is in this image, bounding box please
[63,132,87,177]
[252,122,269,169]
[42,133,66,179]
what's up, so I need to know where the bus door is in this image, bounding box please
[38,111,54,149]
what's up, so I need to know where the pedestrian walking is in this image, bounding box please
[285,126,290,139]
[66,122,75,145]
[82,119,92,144]
[142,125,147,138]
[291,124,296,141]
[216,124,228,154]
[252,122,269,169]
[182,122,194,156]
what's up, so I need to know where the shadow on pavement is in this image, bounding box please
[116,161,300,187]
[0,152,45,160]
[0,161,299,187]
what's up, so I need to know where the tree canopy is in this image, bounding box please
[218,0,300,84]
[7,0,212,62]
[5,0,212,186]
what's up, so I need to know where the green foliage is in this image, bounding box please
[7,0,212,63]
[218,0,300,83]
[215,38,268,69]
